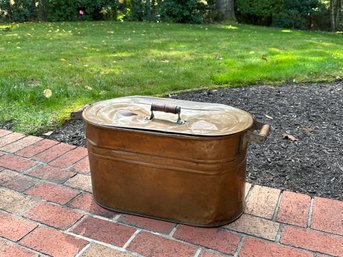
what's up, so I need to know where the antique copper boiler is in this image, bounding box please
[83,96,270,227]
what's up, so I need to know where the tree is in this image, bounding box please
[216,0,235,19]
[330,0,342,31]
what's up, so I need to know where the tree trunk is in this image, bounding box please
[331,0,335,31]
[216,0,235,20]
[331,0,342,31]
[145,0,151,20]
[336,0,342,30]
[38,0,48,21]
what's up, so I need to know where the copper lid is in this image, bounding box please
[82,96,254,136]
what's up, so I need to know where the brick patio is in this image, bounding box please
[0,128,342,257]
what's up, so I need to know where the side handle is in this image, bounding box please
[248,120,271,144]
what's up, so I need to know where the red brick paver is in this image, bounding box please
[67,193,116,218]
[0,187,37,214]
[26,165,75,183]
[311,196,343,236]
[0,169,37,192]
[225,214,279,241]
[20,226,88,257]
[49,147,88,168]
[32,143,75,163]
[25,182,80,204]
[127,231,197,257]
[23,202,83,230]
[277,191,311,227]
[64,173,92,192]
[80,244,135,257]
[0,212,37,241]
[245,185,280,219]
[71,216,136,247]
[0,129,12,137]
[174,225,240,255]
[118,214,176,234]
[0,132,25,148]
[0,136,42,153]
[240,237,312,257]
[0,129,343,257]
[71,157,90,174]
[281,225,343,256]
[0,239,38,257]
[198,250,228,257]
[0,155,36,172]
[16,139,58,158]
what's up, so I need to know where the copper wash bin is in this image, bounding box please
[83,96,270,227]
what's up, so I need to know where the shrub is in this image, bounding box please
[125,0,215,24]
[159,0,214,23]
[0,0,37,22]
[236,0,325,30]
[126,0,157,22]
[77,0,117,21]
[46,0,117,21]
[46,0,78,21]
[273,0,322,30]
[0,0,215,23]
[235,0,283,26]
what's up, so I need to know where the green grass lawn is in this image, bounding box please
[1,21,343,134]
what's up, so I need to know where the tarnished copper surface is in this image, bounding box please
[83,96,269,227]
[83,96,254,136]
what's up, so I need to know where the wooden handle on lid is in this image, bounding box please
[149,104,184,124]
[151,104,181,114]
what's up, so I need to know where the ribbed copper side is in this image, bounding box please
[85,122,250,227]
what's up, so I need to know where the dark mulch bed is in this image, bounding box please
[48,82,343,201]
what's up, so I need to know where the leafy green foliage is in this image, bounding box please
[0,0,37,22]
[126,0,157,22]
[0,0,215,23]
[235,0,283,26]
[47,0,78,21]
[158,0,209,24]
[125,0,215,24]
[235,0,328,30]
[47,0,117,21]
[273,0,322,29]
[0,0,118,22]
[77,0,117,20]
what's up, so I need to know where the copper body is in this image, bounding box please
[85,122,250,227]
